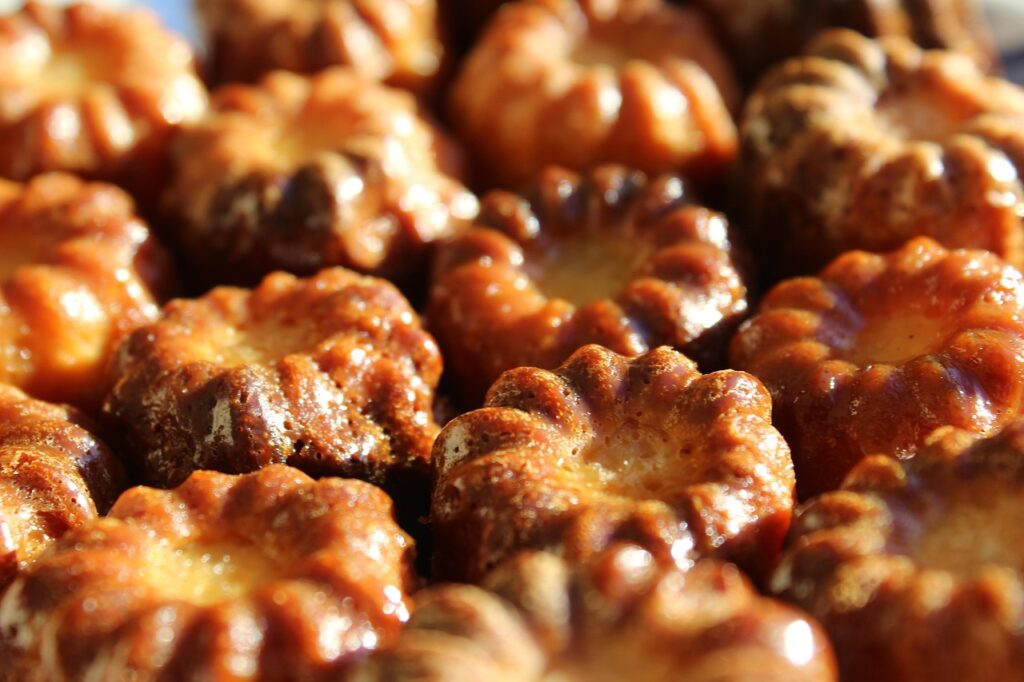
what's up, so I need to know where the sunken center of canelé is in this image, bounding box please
[525,231,647,307]
[847,312,952,366]
[912,484,1024,576]
[874,82,981,143]
[145,539,283,606]
[573,417,700,501]
[215,315,325,366]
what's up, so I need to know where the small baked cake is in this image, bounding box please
[355,548,836,681]
[432,344,795,581]
[695,0,996,81]
[731,237,1024,498]
[0,384,124,590]
[428,165,749,404]
[774,421,1024,682]
[104,268,442,499]
[197,0,446,96]
[0,1,207,202]
[448,0,740,188]
[0,465,417,681]
[164,68,477,288]
[740,30,1024,278]
[0,173,176,411]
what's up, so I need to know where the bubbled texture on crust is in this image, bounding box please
[0,465,417,681]
[773,422,1024,682]
[197,0,446,96]
[103,268,442,493]
[428,165,749,405]
[731,237,1024,498]
[0,384,124,591]
[740,30,1024,279]
[694,0,997,81]
[0,174,176,411]
[355,548,836,681]
[164,68,477,288]
[432,344,795,582]
[0,2,207,195]
[448,0,740,189]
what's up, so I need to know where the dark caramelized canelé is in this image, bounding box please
[356,548,836,681]
[163,68,477,288]
[0,173,175,411]
[0,384,124,590]
[0,1,206,202]
[740,30,1024,278]
[104,267,442,506]
[448,0,740,188]
[732,237,1024,497]
[432,345,795,581]
[197,0,447,95]
[0,465,417,681]
[774,421,1024,682]
[428,166,748,404]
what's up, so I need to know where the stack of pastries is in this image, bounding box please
[1,0,1023,680]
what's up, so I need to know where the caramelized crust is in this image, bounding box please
[0,174,175,411]
[356,548,836,681]
[104,268,442,497]
[197,0,446,96]
[0,465,417,681]
[448,0,740,188]
[0,384,124,591]
[164,68,477,288]
[428,165,749,404]
[740,30,1024,278]
[432,344,795,582]
[773,421,1024,682]
[695,0,996,81]
[731,237,1024,498]
[0,1,207,200]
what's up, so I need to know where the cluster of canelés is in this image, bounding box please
[0,0,1022,680]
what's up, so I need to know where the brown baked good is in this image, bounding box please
[740,29,1024,279]
[164,68,477,289]
[432,344,795,582]
[103,267,442,500]
[731,237,1024,498]
[427,165,749,405]
[773,421,1024,682]
[695,0,997,81]
[0,384,124,591]
[0,173,176,411]
[448,0,740,189]
[355,547,836,681]
[0,465,417,681]
[0,1,207,203]
[197,0,447,96]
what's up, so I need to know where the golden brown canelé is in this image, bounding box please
[197,0,446,96]
[0,465,417,681]
[0,173,176,411]
[0,384,124,591]
[163,68,477,289]
[731,237,1024,499]
[427,165,749,405]
[0,1,207,200]
[740,29,1024,279]
[431,344,795,582]
[773,421,1024,682]
[103,267,442,495]
[448,0,740,189]
[694,0,997,81]
[355,547,837,681]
